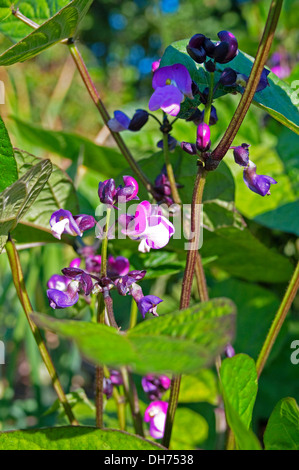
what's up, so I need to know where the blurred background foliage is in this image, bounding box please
[0,0,299,449]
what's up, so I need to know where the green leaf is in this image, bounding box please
[32,298,236,375]
[171,408,208,450]
[0,0,93,66]
[210,278,280,360]
[0,0,71,43]
[0,426,164,450]
[0,115,18,192]
[11,118,127,178]
[201,227,294,283]
[264,397,299,450]
[10,149,79,246]
[220,354,261,450]
[220,354,258,429]
[178,370,218,405]
[0,157,52,251]
[254,200,299,237]
[160,40,299,134]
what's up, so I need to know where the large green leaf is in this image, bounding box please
[0,156,52,251]
[160,40,299,135]
[263,397,299,450]
[10,149,79,246]
[220,354,261,450]
[0,426,163,450]
[0,0,71,43]
[11,118,127,178]
[32,298,236,375]
[201,226,293,283]
[220,354,258,430]
[254,201,299,237]
[0,115,18,191]
[0,0,93,66]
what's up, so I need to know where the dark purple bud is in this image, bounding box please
[157,134,177,152]
[243,161,277,196]
[196,123,211,151]
[128,109,149,131]
[189,106,218,127]
[204,31,238,64]
[255,68,270,92]
[103,378,113,399]
[137,295,163,319]
[232,143,250,167]
[205,60,216,73]
[47,282,79,309]
[73,214,96,232]
[98,178,116,206]
[181,141,197,155]
[203,37,216,56]
[187,34,207,64]
[219,67,237,86]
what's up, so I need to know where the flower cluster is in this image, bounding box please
[47,175,175,319]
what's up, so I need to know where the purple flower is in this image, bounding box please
[109,369,123,386]
[224,344,235,358]
[47,274,71,291]
[85,255,102,273]
[231,143,250,167]
[98,176,139,206]
[61,267,94,295]
[47,281,80,309]
[103,378,113,399]
[49,209,96,240]
[114,270,146,296]
[187,34,207,64]
[149,64,193,116]
[137,295,163,319]
[243,161,277,196]
[204,30,238,64]
[120,201,175,253]
[181,141,197,156]
[108,111,131,132]
[108,109,148,133]
[107,255,130,277]
[142,375,171,400]
[144,401,168,439]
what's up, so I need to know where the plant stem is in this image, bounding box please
[162,166,207,449]
[121,367,144,437]
[95,293,105,428]
[100,208,111,278]
[162,132,181,205]
[129,298,138,330]
[211,0,283,163]
[203,71,214,126]
[256,261,299,378]
[195,253,209,302]
[5,236,78,426]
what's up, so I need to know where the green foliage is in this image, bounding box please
[0,426,164,450]
[0,115,18,191]
[263,397,299,450]
[32,298,235,375]
[0,0,93,66]
[220,354,261,450]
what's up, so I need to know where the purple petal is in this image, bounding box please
[49,209,82,239]
[149,85,184,116]
[108,110,130,132]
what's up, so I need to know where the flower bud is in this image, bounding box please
[187,34,207,63]
[233,143,250,167]
[205,59,216,73]
[219,67,237,86]
[128,109,149,131]
[98,178,116,206]
[243,160,277,196]
[196,123,211,151]
[181,141,197,155]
